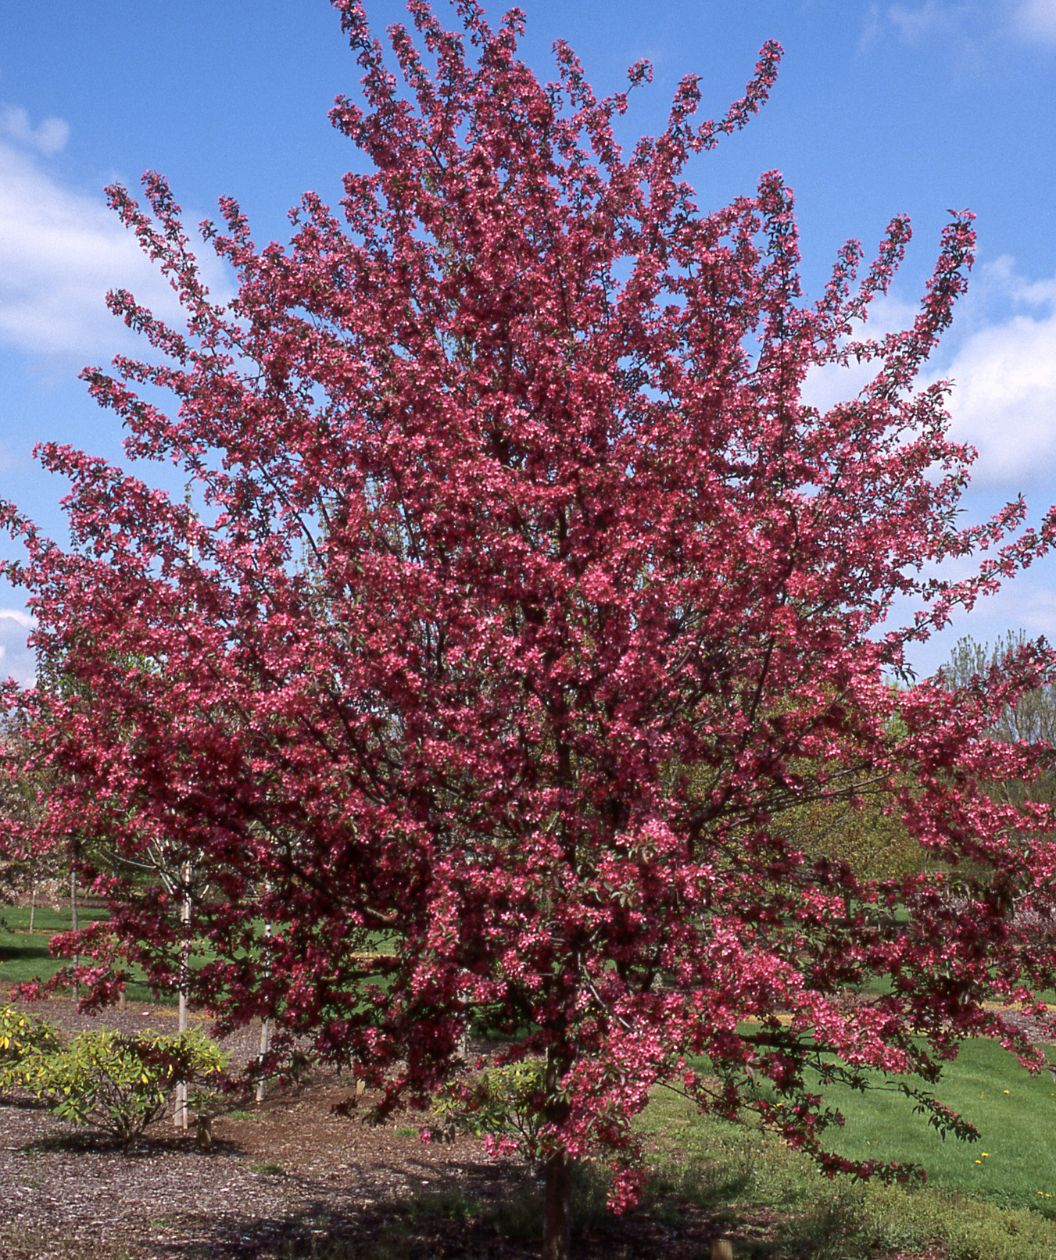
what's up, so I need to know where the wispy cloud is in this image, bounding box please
[0,104,69,156]
[0,124,229,362]
[864,0,1056,50]
[1014,0,1056,42]
[859,0,988,56]
[887,0,962,43]
[980,254,1056,308]
[0,607,35,688]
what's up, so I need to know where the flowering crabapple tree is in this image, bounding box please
[6,2,1056,1254]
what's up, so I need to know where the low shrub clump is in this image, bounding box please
[0,1004,61,1089]
[431,1058,547,1160]
[3,1022,227,1145]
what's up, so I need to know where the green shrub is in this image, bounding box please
[432,1057,547,1160]
[0,1003,61,1084]
[12,1027,227,1144]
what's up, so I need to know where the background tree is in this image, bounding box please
[771,777,933,881]
[686,692,936,882]
[938,632,1056,809]
[0,713,66,932]
[5,4,1056,1256]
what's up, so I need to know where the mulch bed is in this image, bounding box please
[2,1000,731,1259]
[6,995,1049,1258]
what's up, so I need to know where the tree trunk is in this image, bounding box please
[255,909,273,1104]
[542,1045,573,1260]
[255,1016,271,1104]
[69,867,78,1003]
[542,1148,572,1260]
[174,860,191,1129]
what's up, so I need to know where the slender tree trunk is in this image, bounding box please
[255,1016,271,1104]
[174,860,191,1129]
[28,876,36,934]
[542,1148,572,1260]
[542,1047,572,1260]
[176,501,196,1129]
[255,902,273,1104]
[69,867,78,1003]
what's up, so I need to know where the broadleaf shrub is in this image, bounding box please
[12,1027,227,1144]
[0,1003,60,1089]
[432,1059,548,1161]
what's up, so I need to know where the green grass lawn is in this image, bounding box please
[633,1038,1056,1258]
[0,905,395,1006]
[634,1090,1056,1259]
[806,1038,1056,1207]
[0,903,109,986]
[0,903,174,1004]
[436,1052,1056,1259]
[1,903,109,935]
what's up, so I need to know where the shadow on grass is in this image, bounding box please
[1,908,176,1004]
[0,934,58,986]
[0,932,176,1004]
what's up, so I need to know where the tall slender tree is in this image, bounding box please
[5,4,1056,1255]
[939,632,1056,808]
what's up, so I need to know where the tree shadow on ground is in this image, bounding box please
[156,1159,820,1260]
[22,1128,245,1158]
[2,1090,907,1259]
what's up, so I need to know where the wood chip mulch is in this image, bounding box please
[2,1000,731,1259]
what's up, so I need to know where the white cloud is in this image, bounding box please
[865,0,1056,49]
[800,294,919,414]
[0,609,34,630]
[1015,0,1056,42]
[0,133,229,361]
[0,606,34,687]
[0,104,69,157]
[938,261,1056,487]
[942,310,1056,486]
[801,264,1056,493]
[0,140,170,358]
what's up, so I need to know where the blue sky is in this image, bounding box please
[0,0,1054,684]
